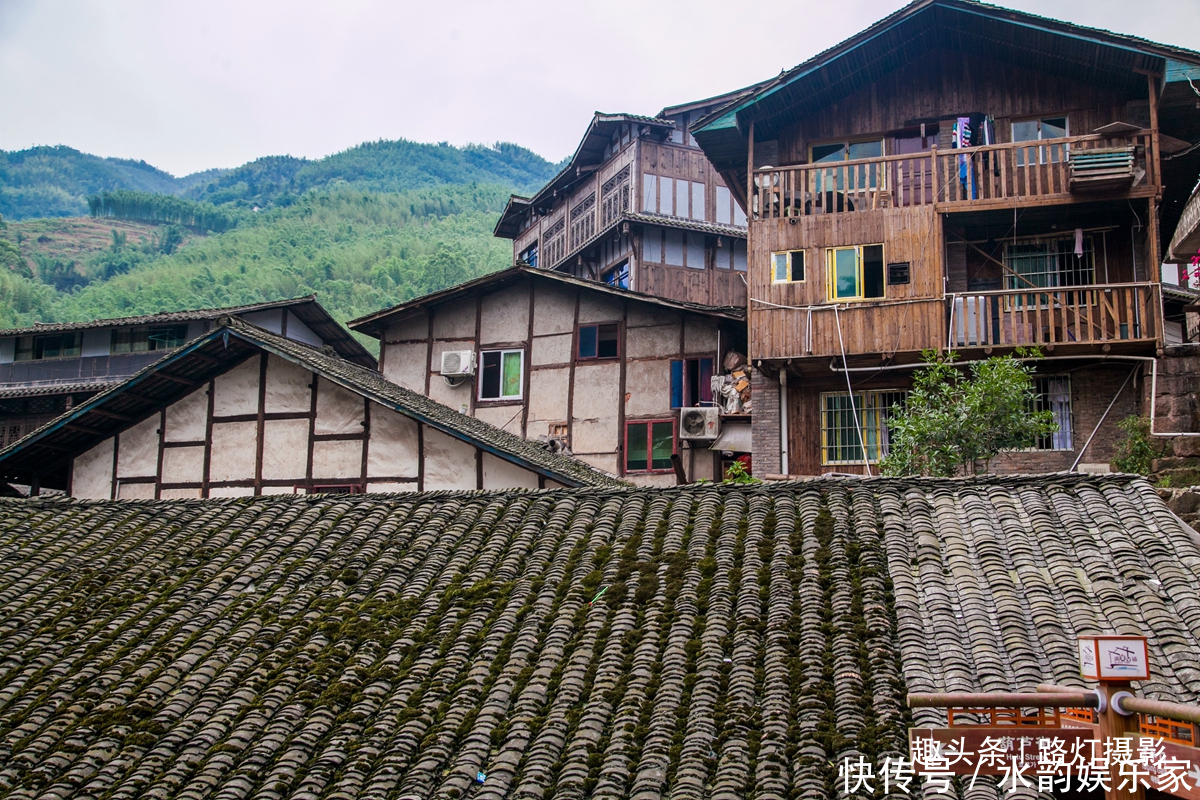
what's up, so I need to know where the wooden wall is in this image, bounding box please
[775,49,1142,163]
[378,275,733,485]
[69,352,548,499]
[749,206,945,359]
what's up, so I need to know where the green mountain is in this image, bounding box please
[0,140,560,220]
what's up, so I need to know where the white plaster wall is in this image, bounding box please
[578,293,624,324]
[117,482,155,500]
[209,486,254,498]
[160,487,201,499]
[117,416,160,478]
[527,368,570,429]
[480,285,529,345]
[481,452,539,490]
[165,386,208,442]
[264,356,311,414]
[684,316,718,353]
[312,439,363,481]
[162,446,205,484]
[384,312,428,342]
[422,427,476,490]
[186,321,206,341]
[0,337,14,363]
[285,312,322,346]
[431,301,476,339]
[571,361,620,455]
[260,419,311,481]
[627,324,680,359]
[382,342,427,392]
[73,439,113,499]
[261,485,297,496]
[625,360,671,417]
[209,420,258,482]
[474,404,523,435]
[532,284,576,335]
[213,357,261,416]
[315,379,364,435]
[428,365,473,410]
[240,309,283,333]
[575,452,618,475]
[627,472,677,488]
[367,406,419,478]
[531,334,572,366]
[367,481,417,493]
[81,329,109,357]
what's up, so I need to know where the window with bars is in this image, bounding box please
[820,390,907,465]
[1003,236,1094,293]
[1030,375,1073,451]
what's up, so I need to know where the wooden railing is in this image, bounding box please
[752,132,1155,220]
[949,282,1160,349]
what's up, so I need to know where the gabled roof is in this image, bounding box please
[0,317,622,489]
[0,474,1198,797]
[348,265,745,338]
[0,296,376,368]
[693,0,1200,179]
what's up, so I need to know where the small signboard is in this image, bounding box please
[1078,635,1151,681]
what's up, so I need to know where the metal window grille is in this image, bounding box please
[821,390,907,465]
[1031,375,1073,451]
[1004,236,1095,291]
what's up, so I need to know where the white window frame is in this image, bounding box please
[477,348,525,401]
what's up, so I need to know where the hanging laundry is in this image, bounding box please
[1074,228,1085,257]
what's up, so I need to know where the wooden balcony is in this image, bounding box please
[751,132,1157,219]
[949,282,1160,350]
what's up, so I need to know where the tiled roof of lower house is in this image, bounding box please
[0,474,1198,798]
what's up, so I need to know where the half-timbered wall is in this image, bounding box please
[378,275,734,485]
[69,352,549,499]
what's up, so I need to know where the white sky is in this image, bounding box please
[1,0,1197,177]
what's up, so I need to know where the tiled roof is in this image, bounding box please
[0,317,622,490]
[0,474,1197,797]
[0,380,118,400]
[0,297,322,336]
[622,211,747,238]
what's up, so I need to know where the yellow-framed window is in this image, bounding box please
[771,250,805,283]
[825,244,885,301]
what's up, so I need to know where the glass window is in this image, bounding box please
[848,140,883,160]
[772,250,805,283]
[675,179,688,217]
[812,143,847,163]
[691,182,705,220]
[111,325,187,354]
[716,186,732,225]
[479,349,523,400]
[1031,376,1073,451]
[605,261,630,289]
[734,203,747,227]
[686,233,705,270]
[670,358,714,407]
[733,239,747,271]
[578,323,618,359]
[1013,117,1069,165]
[643,229,661,263]
[661,179,674,218]
[642,175,657,213]
[826,245,884,301]
[664,230,684,266]
[821,390,907,465]
[625,420,675,472]
[15,332,82,361]
[519,243,539,269]
[714,240,731,269]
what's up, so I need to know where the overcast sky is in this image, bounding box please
[1,0,1197,177]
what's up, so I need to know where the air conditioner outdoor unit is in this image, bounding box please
[441,350,477,377]
[679,407,721,441]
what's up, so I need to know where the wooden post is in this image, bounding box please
[747,120,755,222]
[1096,680,1146,800]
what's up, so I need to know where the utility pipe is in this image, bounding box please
[908,691,1100,709]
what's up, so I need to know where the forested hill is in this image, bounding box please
[0,140,561,220]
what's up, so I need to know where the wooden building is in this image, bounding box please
[693,0,1200,475]
[0,318,620,496]
[493,90,761,308]
[349,266,748,485]
[0,297,374,451]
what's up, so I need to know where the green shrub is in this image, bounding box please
[1111,415,1167,475]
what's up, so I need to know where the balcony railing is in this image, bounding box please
[751,132,1156,220]
[949,282,1160,349]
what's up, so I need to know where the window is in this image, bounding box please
[691,182,705,221]
[812,140,884,163]
[1004,236,1094,305]
[625,420,675,472]
[661,178,674,217]
[664,230,684,266]
[15,332,82,361]
[811,140,884,191]
[821,390,906,465]
[642,175,657,213]
[479,349,523,400]
[1031,376,1073,451]
[670,358,714,408]
[519,242,539,269]
[605,261,630,289]
[686,233,705,270]
[1013,116,1068,165]
[111,324,188,354]
[716,185,732,225]
[578,323,619,359]
[772,250,805,283]
[826,245,884,301]
[733,239,747,271]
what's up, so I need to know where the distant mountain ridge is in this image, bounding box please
[0,140,561,220]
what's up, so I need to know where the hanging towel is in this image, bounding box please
[1074,228,1084,257]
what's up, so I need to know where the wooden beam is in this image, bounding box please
[155,372,198,386]
[90,408,133,422]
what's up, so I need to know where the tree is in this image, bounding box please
[879,348,1058,477]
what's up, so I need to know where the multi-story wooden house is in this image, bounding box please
[693,0,1200,475]
[349,266,748,485]
[0,298,374,450]
[493,90,761,307]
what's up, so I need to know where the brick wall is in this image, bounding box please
[751,369,781,475]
